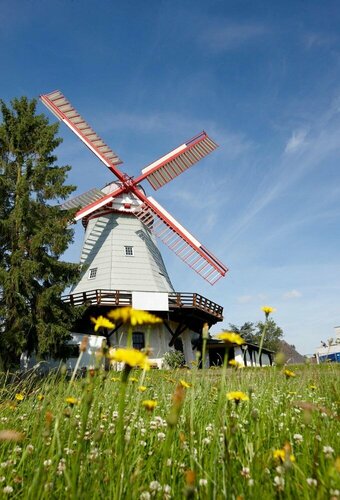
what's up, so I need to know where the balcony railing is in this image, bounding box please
[62,289,223,320]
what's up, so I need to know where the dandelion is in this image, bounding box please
[107,307,162,326]
[261,306,276,318]
[216,331,245,345]
[65,397,79,406]
[130,377,138,383]
[309,385,317,390]
[108,348,150,371]
[284,369,296,378]
[273,444,295,463]
[142,400,157,411]
[138,386,147,392]
[229,359,243,368]
[226,391,249,404]
[15,393,24,401]
[90,316,115,332]
[179,380,191,389]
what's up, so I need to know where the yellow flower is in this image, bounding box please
[111,377,120,382]
[130,377,138,383]
[261,306,276,318]
[65,397,79,406]
[229,359,243,368]
[138,386,147,392]
[226,391,249,402]
[273,447,295,463]
[216,332,245,345]
[91,315,115,332]
[37,394,44,401]
[309,384,317,390]
[109,348,150,370]
[107,307,162,326]
[142,399,157,411]
[179,380,191,389]
[15,393,24,401]
[284,369,296,378]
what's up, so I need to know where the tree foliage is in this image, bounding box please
[0,97,81,369]
[228,319,283,352]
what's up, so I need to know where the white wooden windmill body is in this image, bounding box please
[40,90,228,368]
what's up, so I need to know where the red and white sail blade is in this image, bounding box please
[136,132,218,190]
[73,185,126,221]
[40,90,124,179]
[134,196,228,285]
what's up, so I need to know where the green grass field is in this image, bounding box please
[0,362,339,499]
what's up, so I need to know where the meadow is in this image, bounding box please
[0,358,339,499]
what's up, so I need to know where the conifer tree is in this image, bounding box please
[0,97,81,369]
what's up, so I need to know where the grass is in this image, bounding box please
[0,361,339,499]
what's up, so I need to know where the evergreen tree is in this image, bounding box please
[0,97,81,369]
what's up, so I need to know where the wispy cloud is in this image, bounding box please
[225,96,340,245]
[284,129,308,153]
[237,294,267,304]
[283,289,302,300]
[303,32,337,50]
[201,22,268,51]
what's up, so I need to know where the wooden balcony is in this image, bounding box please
[62,289,223,321]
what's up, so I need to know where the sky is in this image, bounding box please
[1,0,340,354]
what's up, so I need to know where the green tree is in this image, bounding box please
[255,319,283,352]
[0,97,81,370]
[228,319,283,352]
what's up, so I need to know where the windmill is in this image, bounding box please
[40,90,228,367]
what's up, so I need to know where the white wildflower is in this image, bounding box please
[140,492,151,499]
[157,432,166,441]
[3,486,13,494]
[43,459,52,469]
[306,478,317,487]
[199,478,208,486]
[323,445,334,458]
[293,434,303,443]
[240,467,251,479]
[273,476,285,491]
[149,480,162,492]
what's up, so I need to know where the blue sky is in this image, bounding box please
[1,0,340,354]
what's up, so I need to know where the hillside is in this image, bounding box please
[279,340,306,364]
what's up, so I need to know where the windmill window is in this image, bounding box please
[88,267,98,279]
[124,246,134,256]
[132,332,145,350]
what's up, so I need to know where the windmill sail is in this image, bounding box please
[40,91,124,176]
[138,132,218,190]
[134,197,228,285]
[60,188,104,211]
